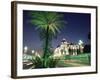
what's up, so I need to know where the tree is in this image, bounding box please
[88,32,91,40]
[30,11,66,67]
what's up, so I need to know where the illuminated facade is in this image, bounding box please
[54,38,84,57]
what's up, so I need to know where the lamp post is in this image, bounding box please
[24,46,28,53]
[78,40,83,45]
[78,40,84,53]
[32,50,35,54]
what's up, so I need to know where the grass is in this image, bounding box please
[68,53,91,65]
[56,53,91,67]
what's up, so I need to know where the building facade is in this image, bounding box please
[54,38,84,57]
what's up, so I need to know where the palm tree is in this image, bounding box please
[30,11,66,67]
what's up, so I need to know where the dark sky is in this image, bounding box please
[23,10,91,50]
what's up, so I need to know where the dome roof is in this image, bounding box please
[61,38,67,42]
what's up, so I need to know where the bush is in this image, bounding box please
[28,54,60,68]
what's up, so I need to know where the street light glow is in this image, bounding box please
[32,50,35,54]
[24,46,28,53]
[78,40,83,45]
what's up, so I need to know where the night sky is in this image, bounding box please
[23,10,91,50]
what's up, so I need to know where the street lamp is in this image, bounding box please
[24,46,28,53]
[78,40,83,45]
[32,50,35,54]
[78,40,84,53]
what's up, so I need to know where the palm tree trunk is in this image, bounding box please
[43,26,49,68]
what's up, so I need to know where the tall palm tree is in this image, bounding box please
[30,11,66,67]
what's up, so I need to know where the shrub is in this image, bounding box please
[28,54,60,68]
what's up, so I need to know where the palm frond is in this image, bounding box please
[28,55,43,68]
